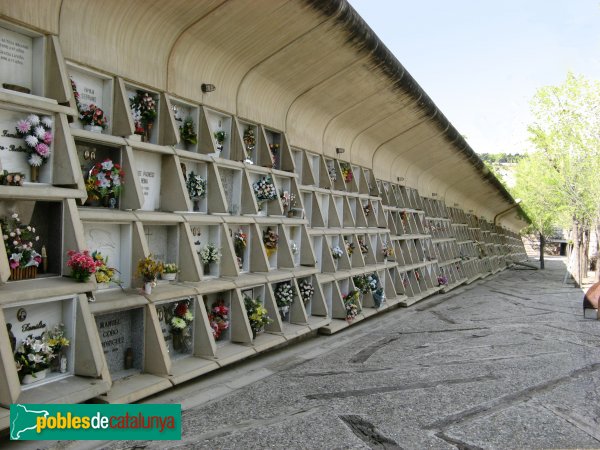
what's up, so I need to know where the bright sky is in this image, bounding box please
[349,0,600,154]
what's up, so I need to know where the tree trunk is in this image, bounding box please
[571,218,581,287]
[595,220,600,282]
[539,232,545,269]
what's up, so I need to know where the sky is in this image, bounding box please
[349,0,600,154]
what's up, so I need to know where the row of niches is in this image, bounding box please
[73,137,303,216]
[311,231,396,273]
[422,197,449,220]
[80,219,316,289]
[68,62,297,171]
[0,198,316,288]
[378,181,423,210]
[302,189,386,230]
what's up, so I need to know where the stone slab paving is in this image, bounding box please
[7,257,600,449]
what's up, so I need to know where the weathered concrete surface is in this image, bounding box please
[7,257,600,449]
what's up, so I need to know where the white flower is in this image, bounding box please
[27,114,40,126]
[184,311,194,322]
[16,229,21,235]
[9,232,15,237]
[28,154,43,167]
[2,235,7,240]
[11,213,18,219]
[26,226,31,231]
[101,160,114,170]
[25,135,39,148]
[34,126,46,139]
[12,240,18,246]
[11,253,22,261]
[16,344,25,353]
[41,116,53,128]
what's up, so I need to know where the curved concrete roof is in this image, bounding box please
[0,0,528,230]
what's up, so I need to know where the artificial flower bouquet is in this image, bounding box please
[14,114,53,168]
[244,296,272,335]
[253,176,278,204]
[179,117,197,145]
[274,281,295,308]
[186,171,206,199]
[86,158,124,203]
[137,254,163,284]
[1,213,41,273]
[14,335,54,381]
[170,300,194,334]
[299,279,315,304]
[331,245,344,260]
[67,250,100,282]
[340,162,353,183]
[344,290,361,322]
[200,243,221,265]
[209,299,230,341]
[92,251,117,285]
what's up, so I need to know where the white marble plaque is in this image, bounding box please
[0,109,34,174]
[0,27,33,90]
[70,70,104,109]
[84,222,122,274]
[95,308,144,376]
[136,152,162,211]
[5,299,74,345]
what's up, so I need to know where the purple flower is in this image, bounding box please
[35,143,50,157]
[43,131,53,145]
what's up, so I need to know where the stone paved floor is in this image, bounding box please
[10,257,600,449]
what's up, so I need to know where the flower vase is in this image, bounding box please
[266,247,276,258]
[172,333,184,352]
[84,125,103,133]
[203,263,211,275]
[144,282,153,295]
[279,306,289,322]
[144,122,154,142]
[252,329,257,339]
[21,369,47,385]
[30,165,39,183]
[162,272,176,281]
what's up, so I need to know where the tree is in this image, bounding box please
[526,72,600,284]
[512,153,567,269]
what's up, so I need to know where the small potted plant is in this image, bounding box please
[137,254,163,294]
[67,250,100,282]
[161,263,179,281]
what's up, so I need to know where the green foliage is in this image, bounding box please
[526,72,600,226]
[514,72,600,237]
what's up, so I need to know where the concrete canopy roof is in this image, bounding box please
[0,0,528,230]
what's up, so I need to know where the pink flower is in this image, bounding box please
[35,143,50,157]
[43,131,53,145]
[9,260,20,269]
[16,120,31,134]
